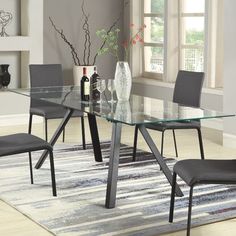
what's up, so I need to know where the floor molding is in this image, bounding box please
[223,133,236,148]
[201,118,222,131]
[0,114,43,127]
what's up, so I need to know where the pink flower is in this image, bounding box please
[122,40,128,48]
[139,38,144,43]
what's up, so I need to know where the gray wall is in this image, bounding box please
[223,0,236,135]
[43,0,124,83]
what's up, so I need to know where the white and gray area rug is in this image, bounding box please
[1,142,236,236]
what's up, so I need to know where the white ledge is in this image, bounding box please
[0,36,31,51]
[133,77,223,96]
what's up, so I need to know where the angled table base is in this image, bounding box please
[105,122,122,208]
[35,108,102,169]
[105,123,183,209]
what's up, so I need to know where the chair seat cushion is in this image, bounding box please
[30,106,84,119]
[145,120,200,131]
[0,133,52,157]
[174,159,236,186]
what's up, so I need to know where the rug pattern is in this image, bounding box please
[1,142,236,236]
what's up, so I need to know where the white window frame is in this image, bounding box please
[130,0,223,89]
[142,0,167,80]
[178,0,206,75]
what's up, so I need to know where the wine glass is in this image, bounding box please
[107,79,115,103]
[97,79,106,103]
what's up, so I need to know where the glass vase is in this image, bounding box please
[114,61,132,101]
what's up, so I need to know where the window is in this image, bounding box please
[179,0,205,72]
[134,0,223,88]
[143,0,166,79]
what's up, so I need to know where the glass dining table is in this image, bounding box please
[10,85,234,208]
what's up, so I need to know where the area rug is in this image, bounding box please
[1,142,236,236]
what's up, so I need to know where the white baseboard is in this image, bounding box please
[223,133,236,149]
[201,118,223,131]
[0,114,43,127]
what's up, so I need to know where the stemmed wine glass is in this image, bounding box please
[97,79,106,103]
[107,79,115,103]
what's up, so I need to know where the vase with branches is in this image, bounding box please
[49,0,126,85]
[96,23,146,101]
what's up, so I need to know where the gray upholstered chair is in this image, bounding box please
[169,159,236,236]
[0,133,56,196]
[28,64,86,149]
[133,70,205,160]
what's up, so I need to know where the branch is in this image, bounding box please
[92,1,127,65]
[125,27,144,61]
[81,1,88,65]
[81,0,92,65]
[86,20,92,65]
[49,17,81,65]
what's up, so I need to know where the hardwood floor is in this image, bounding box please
[1,117,236,236]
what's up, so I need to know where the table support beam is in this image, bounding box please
[105,122,122,209]
[105,123,183,209]
[138,125,183,197]
[88,114,102,162]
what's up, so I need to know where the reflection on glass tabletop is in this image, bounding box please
[9,86,235,125]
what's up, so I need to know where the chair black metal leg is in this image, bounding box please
[28,152,34,184]
[169,172,177,223]
[187,186,194,236]
[132,125,138,162]
[81,116,86,150]
[160,130,166,171]
[49,150,57,197]
[28,114,33,134]
[45,118,48,142]
[161,130,165,156]
[172,130,178,157]
[197,128,204,160]
[62,128,65,142]
[35,108,74,169]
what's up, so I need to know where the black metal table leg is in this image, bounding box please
[138,125,183,197]
[88,114,103,162]
[35,108,74,169]
[105,122,122,209]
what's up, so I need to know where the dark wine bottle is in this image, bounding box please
[90,66,100,101]
[80,67,90,101]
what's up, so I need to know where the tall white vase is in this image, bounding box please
[114,61,132,101]
[114,101,131,123]
[73,65,95,85]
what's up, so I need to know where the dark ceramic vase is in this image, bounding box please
[0,64,11,88]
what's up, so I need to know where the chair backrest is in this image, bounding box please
[173,70,204,108]
[29,64,63,87]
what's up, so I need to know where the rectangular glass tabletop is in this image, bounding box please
[9,85,235,208]
[10,86,234,125]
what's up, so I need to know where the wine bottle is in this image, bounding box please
[90,66,100,101]
[80,67,90,101]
